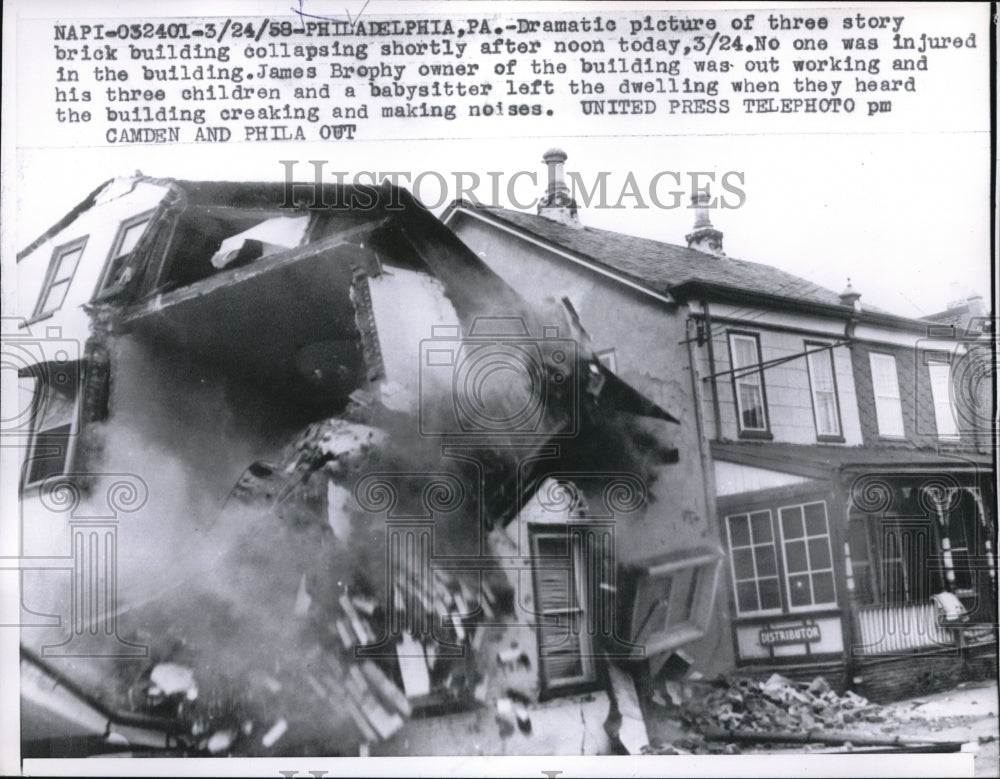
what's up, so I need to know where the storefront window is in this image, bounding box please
[725,509,782,615]
[778,502,837,609]
[726,500,837,615]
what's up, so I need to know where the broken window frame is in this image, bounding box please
[21,363,82,489]
[528,525,599,696]
[727,331,771,438]
[32,236,87,320]
[623,548,722,656]
[93,210,155,300]
[804,340,844,441]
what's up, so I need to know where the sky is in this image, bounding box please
[6,0,993,321]
[14,129,991,320]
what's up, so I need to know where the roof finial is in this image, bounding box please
[839,277,862,310]
[685,185,724,257]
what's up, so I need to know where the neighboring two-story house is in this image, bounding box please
[444,149,996,701]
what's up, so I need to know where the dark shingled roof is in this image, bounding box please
[449,201,851,308]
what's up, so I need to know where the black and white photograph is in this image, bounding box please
[1,1,995,776]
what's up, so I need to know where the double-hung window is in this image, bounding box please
[869,352,905,437]
[728,332,769,435]
[95,212,152,298]
[927,361,960,439]
[33,237,86,319]
[805,342,842,439]
[22,363,80,487]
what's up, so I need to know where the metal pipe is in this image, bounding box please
[701,301,722,442]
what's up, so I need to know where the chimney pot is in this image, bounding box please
[537,147,581,227]
[685,185,724,256]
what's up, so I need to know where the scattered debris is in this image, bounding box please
[675,674,902,735]
[149,663,198,700]
[607,664,649,755]
[261,718,288,749]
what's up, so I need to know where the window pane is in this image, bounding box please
[812,572,836,603]
[750,511,772,542]
[815,392,840,435]
[728,515,750,547]
[807,538,832,569]
[870,353,905,436]
[732,548,755,579]
[928,362,959,437]
[781,506,804,539]
[758,578,782,610]
[535,534,569,558]
[785,540,807,573]
[732,337,758,369]
[27,423,72,484]
[739,384,765,429]
[53,248,83,282]
[804,503,828,536]
[118,220,149,256]
[39,279,71,315]
[788,574,812,606]
[808,350,835,391]
[754,544,777,576]
[736,581,759,612]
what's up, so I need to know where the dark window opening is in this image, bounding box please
[23,364,80,488]
[95,213,153,300]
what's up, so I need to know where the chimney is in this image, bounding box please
[839,278,862,310]
[965,295,986,318]
[685,186,724,256]
[537,148,581,227]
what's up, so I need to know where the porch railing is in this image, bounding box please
[853,601,955,656]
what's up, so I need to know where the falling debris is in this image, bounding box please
[149,663,198,700]
[261,718,288,749]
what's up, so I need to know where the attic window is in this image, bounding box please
[33,237,86,319]
[96,212,153,298]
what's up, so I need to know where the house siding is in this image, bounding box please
[448,210,735,677]
[851,340,956,450]
[695,325,862,446]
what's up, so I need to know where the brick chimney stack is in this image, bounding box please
[685,186,724,256]
[537,148,581,227]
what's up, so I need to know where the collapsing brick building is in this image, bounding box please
[14,176,722,756]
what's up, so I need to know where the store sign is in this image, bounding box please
[759,624,821,647]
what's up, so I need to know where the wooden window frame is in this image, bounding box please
[727,330,772,439]
[804,340,844,441]
[93,211,154,300]
[32,236,88,321]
